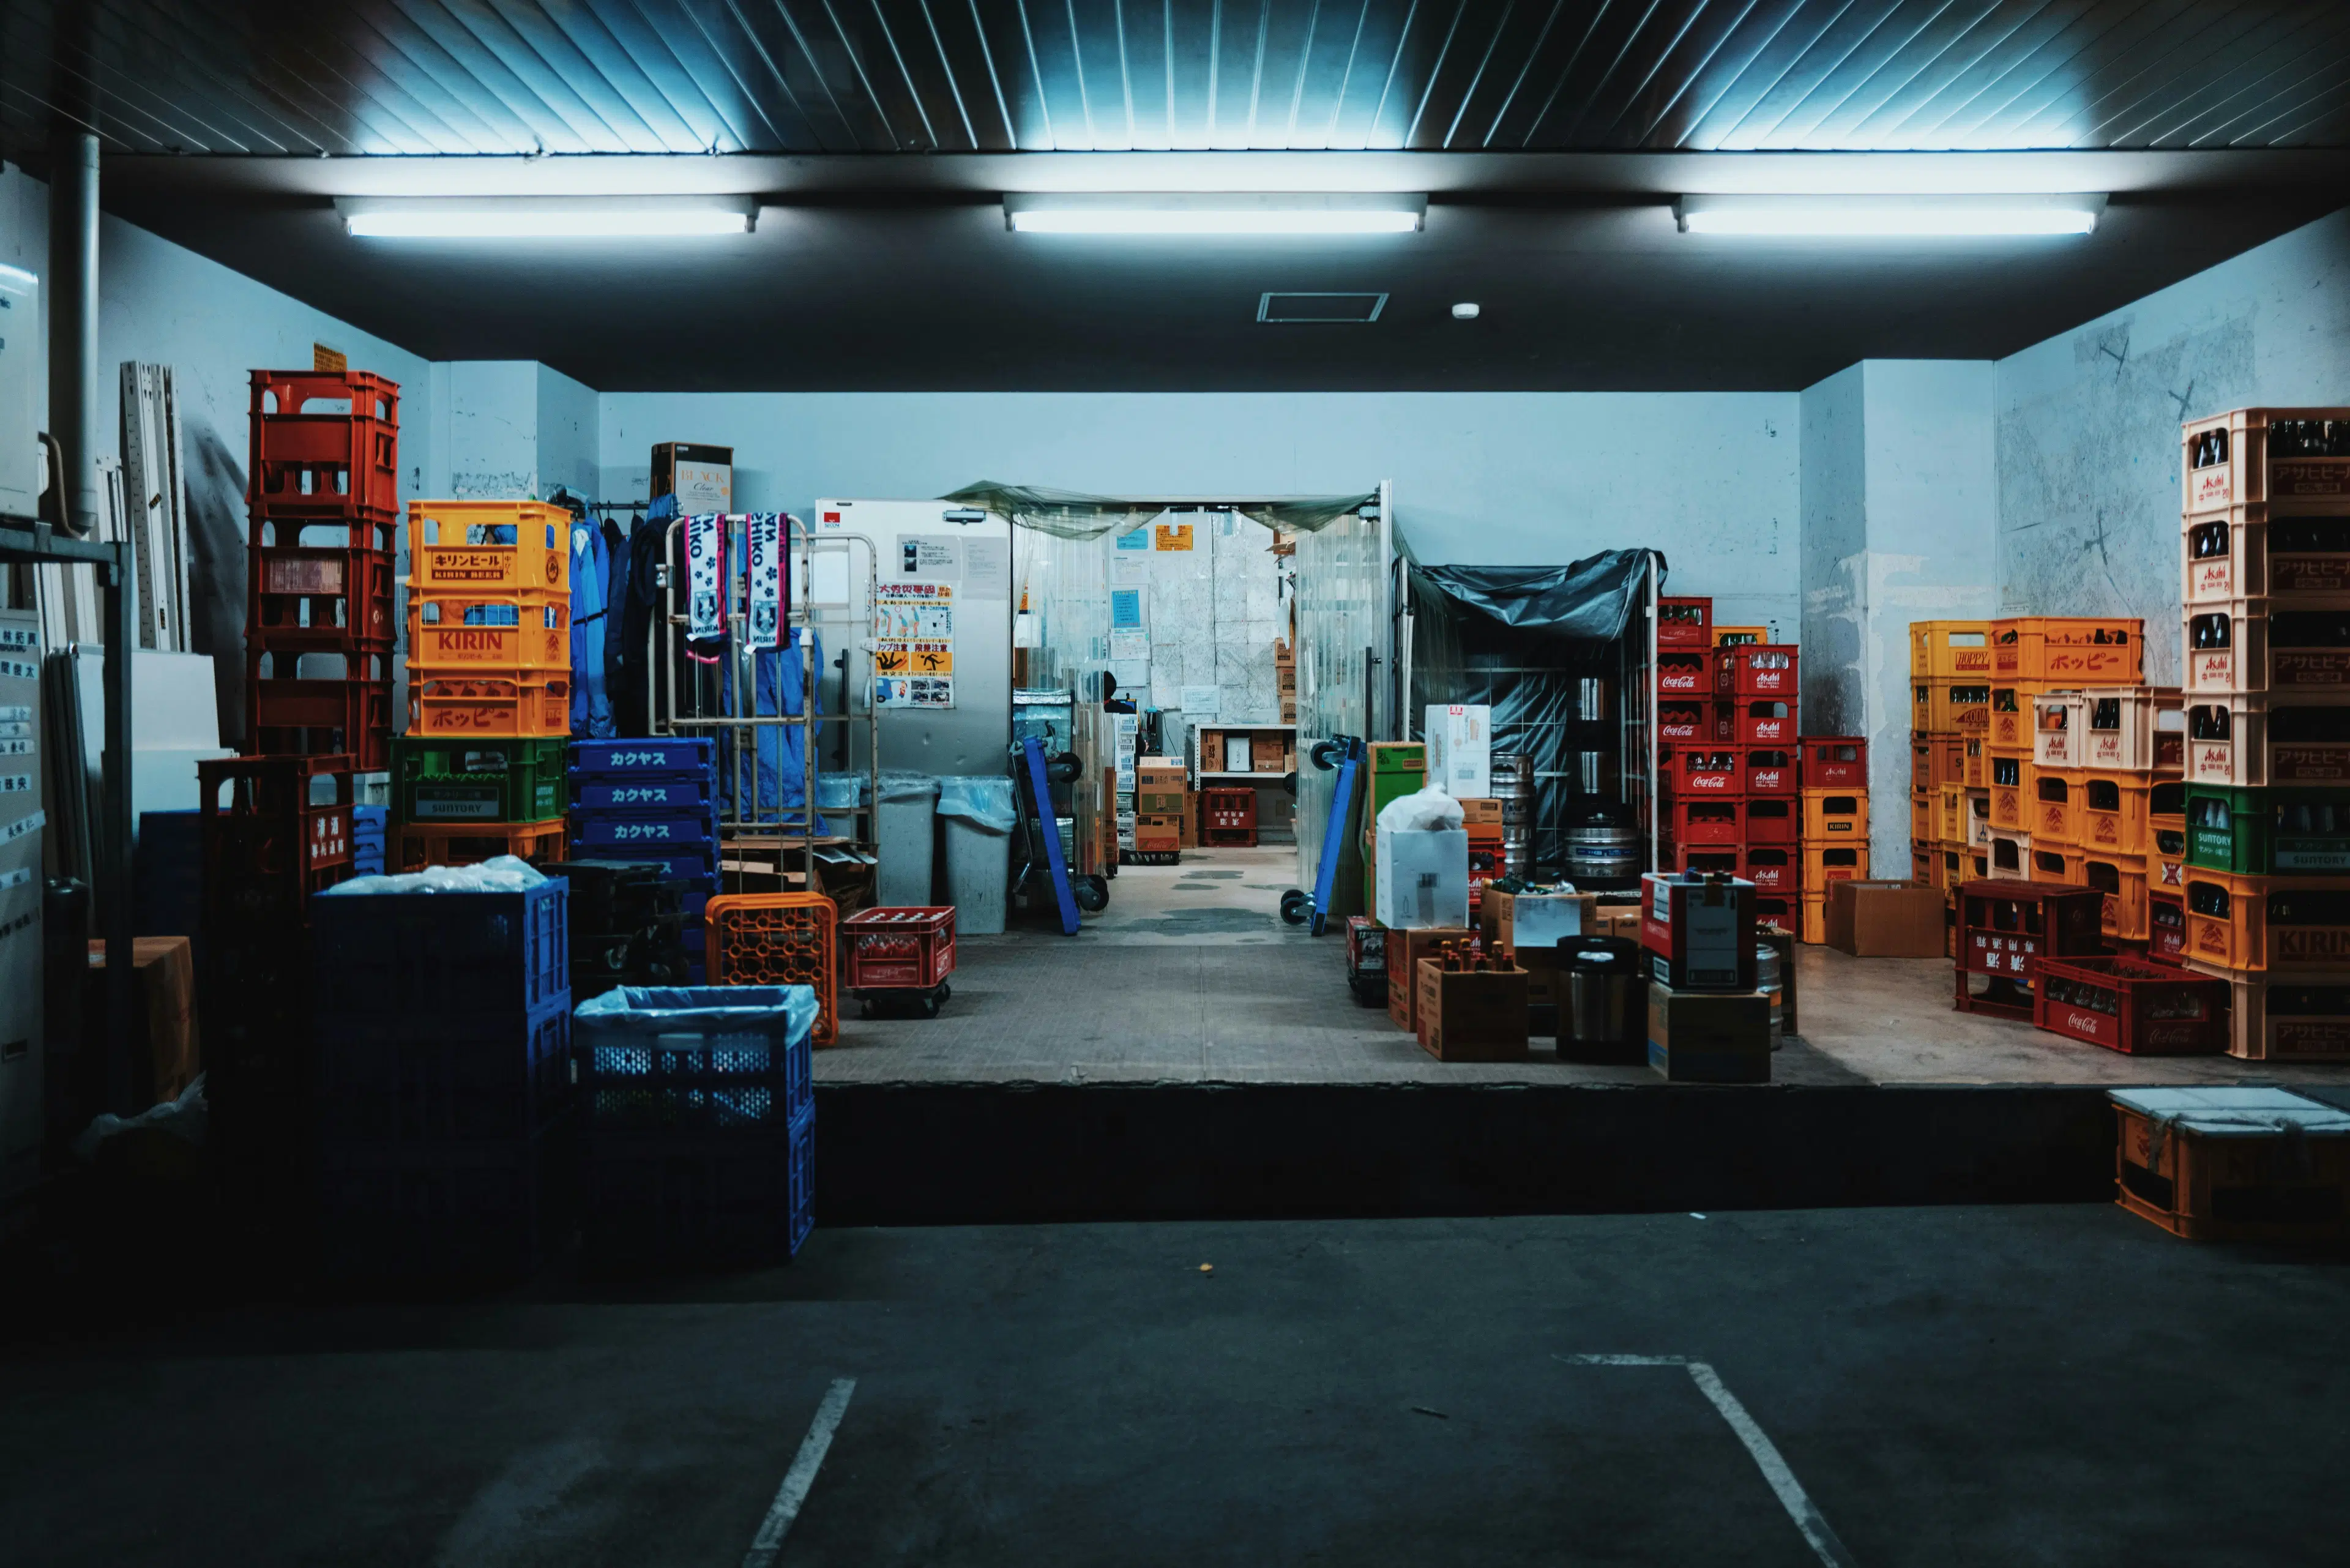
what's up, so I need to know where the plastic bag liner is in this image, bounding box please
[1378,785,1465,833]
[573,984,819,1048]
[878,771,940,805]
[942,482,1378,542]
[818,773,868,809]
[319,854,548,896]
[937,775,1016,832]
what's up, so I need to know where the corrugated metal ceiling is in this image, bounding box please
[6,1,2349,160]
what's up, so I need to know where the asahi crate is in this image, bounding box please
[2183,693,2350,788]
[2183,600,2350,698]
[2182,408,2350,518]
[2078,687,2185,772]
[2182,510,2350,606]
[2181,965,2350,1061]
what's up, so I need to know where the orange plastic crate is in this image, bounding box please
[409,674,571,739]
[407,499,573,595]
[706,894,840,1047]
[2180,868,2350,973]
[1802,789,1868,842]
[406,591,571,676]
[395,819,567,872]
[2033,768,2082,848]
[2081,850,2150,942]
[1991,616,2145,685]
[1909,621,1993,681]
[2080,771,2151,857]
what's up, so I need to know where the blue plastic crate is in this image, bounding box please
[575,984,815,1127]
[312,879,569,1018]
[567,843,719,886]
[318,1121,572,1281]
[571,775,718,814]
[134,809,204,945]
[316,996,571,1148]
[570,808,720,850]
[569,737,715,781]
[581,1101,811,1272]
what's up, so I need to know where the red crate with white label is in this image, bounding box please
[1742,845,1799,893]
[1800,737,1867,790]
[1657,649,1714,697]
[1667,799,1744,847]
[1743,749,1797,796]
[1669,749,1744,798]
[1735,700,1796,746]
[845,906,957,1010]
[2034,956,2227,1055]
[1640,872,1758,991]
[1659,702,1707,744]
[198,753,358,928]
[1658,597,1713,648]
[2182,407,2350,518]
[1955,879,2106,1019]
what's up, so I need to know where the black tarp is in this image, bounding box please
[1408,550,1662,879]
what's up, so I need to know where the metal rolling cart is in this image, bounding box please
[654,513,883,900]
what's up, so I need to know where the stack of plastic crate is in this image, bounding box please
[1983,616,2144,897]
[196,752,361,1206]
[308,873,572,1279]
[1908,622,1991,913]
[1656,606,1804,935]
[351,804,387,876]
[2035,681,2183,960]
[397,499,573,870]
[2177,406,2350,1060]
[242,369,398,772]
[1792,738,1867,944]
[550,861,693,1001]
[573,984,816,1271]
[570,737,721,982]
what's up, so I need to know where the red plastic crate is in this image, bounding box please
[247,545,395,652]
[844,906,957,991]
[1744,749,1797,796]
[248,368,400,521]
[1729,644,1799,698]
[1743,845,1799,893]
[1659,702,1707,744]
[1736,700,1797,746]
[2149,890,2188,965]
[1658,597,1712,647]
[1712,702,1739,744]
[245,673,392,771]
[1668,845,1742,877]
[1669,799,1744,847]
[1203,788,1258,831]
[2034,955,2228,1055]
[1657,649,1714,697]
[1669,750,1744,797]
[1744,796,1798,845]
[1955,879,2108,1019]
[198,753,357,927]
[1802,737,1868,790]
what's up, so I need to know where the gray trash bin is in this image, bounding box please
[875,772,939,908]
[938,775,1016,935]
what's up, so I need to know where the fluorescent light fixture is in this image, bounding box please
[1673,193,2105,237]
[1003,193,1425,235]
[336,196,756,238]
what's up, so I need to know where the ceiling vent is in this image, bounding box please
[1258,292,1387,324]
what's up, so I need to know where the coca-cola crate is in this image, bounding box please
[1658,596,1712,647]
[408,591,572,676]
[2182,408,2350,518]
[844,906,957,995]
[1669,749,1743,797]
[1728,644,1797,698]
[1656,649,1713,698]
[1658,702,1707,744]
[2182,510,2350,605]
[1743,749,1796,796]
[2182,963,2350,1060]
[1991,617,2144,685]
[2184,600,2350,696]
[199,753,357,927]
[245,671,392,771]
[1802,737,1867,790]
[2179,868,2350,973]
[408,499,573,595]
[249,368,400,520]
[1744,796,1797,845]
[1668,799,1744,847]
[248,545,395,651]
[2036,957,2226,1054]
[1735,700,1794,746]
[1743,845,1799,893]
[2183,693,2350,788]
[2078,686,2185,771]
[1910,621,1993,681]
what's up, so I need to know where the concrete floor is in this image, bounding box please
[8,1203,2348,1567]
[822,848,2350,1091]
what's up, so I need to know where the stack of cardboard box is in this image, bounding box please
[1132,756,1187,859]
[2176,406,2350,1059]
[1275,637,1296,724]
[1642,871,1772,1081]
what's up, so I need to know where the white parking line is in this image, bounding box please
[1556,1354,1857,1568]
[742,1378,857,1568]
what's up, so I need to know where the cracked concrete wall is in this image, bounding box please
[1800,365,1867,740]
[1996,206,2350,687]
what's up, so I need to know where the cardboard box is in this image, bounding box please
[1416,958,1530,1061]
[1647,982,1771,1083]
[1368,741,1426,777]
[1595,903,1644,941]
[1386,926,1475,1032]
[1179,794,1197,848]
[1198,730,1223,774]
[1280,695,1297,723]
[84,936,200,1108]
[1277,665,1296,693]
[1827,880,1947,957]
[1458,797,1504,825]
[1518,943,1563,1008]
[1135,790,1185,815]
[1254,739,1284,774]
[1486,888,1595,952]
[1376,827,1470,930]
[1425,704,1493,799]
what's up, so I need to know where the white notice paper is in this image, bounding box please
[1110,629,1150,662]
[898,536,963,580]
[1179,686,1220,716]
[1111,554,1151,586]
[963,536,1010,600]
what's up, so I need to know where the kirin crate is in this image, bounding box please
[2183,510,2350,607]
[407,500,572,595]
[407,593,571,676]
[2181,408,2350,518]
[2177,868,2350,972]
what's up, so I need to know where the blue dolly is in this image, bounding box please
[1280,736,1365,937]
[1013,736,1110,935]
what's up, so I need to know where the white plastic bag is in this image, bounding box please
[318,853,550,897]
[1376,784,1464,834]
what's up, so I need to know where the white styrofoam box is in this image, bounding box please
[1225,735,1253,772]
[0,264,35,519]
[1424,704,1491,799]
[1376,826,1469,930]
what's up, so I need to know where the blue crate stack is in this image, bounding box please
[351,804,388,876]
[569,738,720,982]
[308,876,572,1279]
[573,984,816,1271]
[134,810,205,958]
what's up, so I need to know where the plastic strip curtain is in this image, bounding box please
[943,482,1376,542]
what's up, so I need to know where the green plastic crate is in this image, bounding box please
[392,736,569,825]
[2185,783,2350,876]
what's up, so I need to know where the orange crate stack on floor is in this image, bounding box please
[2176,408,2350,1060]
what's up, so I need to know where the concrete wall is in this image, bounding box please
[598,392,1801,619]
[1995,206,2350,686]
[1799,365,1868,737]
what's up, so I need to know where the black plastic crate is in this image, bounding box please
[315,998,571,1147]
[311,879,568,1018]
[549,860,684,931]
[581,1103,811,1273]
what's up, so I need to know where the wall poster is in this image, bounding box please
[874,581,956,708]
